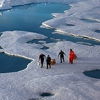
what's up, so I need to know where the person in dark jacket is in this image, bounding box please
[46,55,51,69]
[58,50,66,63]
[39,53,46,68]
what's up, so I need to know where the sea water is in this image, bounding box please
[0,53,31,73]
[84,69,100,79]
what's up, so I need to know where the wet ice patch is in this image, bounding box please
[81,18,100,23]
[95,30,100,33]
[29,98,39,100]
[83,69,100,79]
[40,92,54,97]
[76,42,92,46]
[66,24,75,26]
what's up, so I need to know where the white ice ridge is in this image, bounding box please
[0,49,3,53]
[0,31,47,60]
[0,30,100,100]
[42,0,100,41]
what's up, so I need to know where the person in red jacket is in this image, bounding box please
[69,49,76,64]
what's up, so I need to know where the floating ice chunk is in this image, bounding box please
[0,49,4,53]
[0,0,12,10]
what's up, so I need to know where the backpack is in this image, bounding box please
[46,57,51,62]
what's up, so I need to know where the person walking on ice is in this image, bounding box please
[39,53,46,68]
[69,49,76,64]
[46,55,51,69]
[58,50,66,63]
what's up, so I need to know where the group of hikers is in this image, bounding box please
[38,49,77,69]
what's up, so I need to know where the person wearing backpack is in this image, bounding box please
[58,50,66,63]
[46,55,51,69]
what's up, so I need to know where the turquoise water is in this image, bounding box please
[83,69,100,79]
[0,53,31,73]
[0,3,100,73]
[95,30,100,33]
[0,3,69,32]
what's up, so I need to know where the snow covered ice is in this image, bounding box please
[0,0,100,100]
[0,31,100,100]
